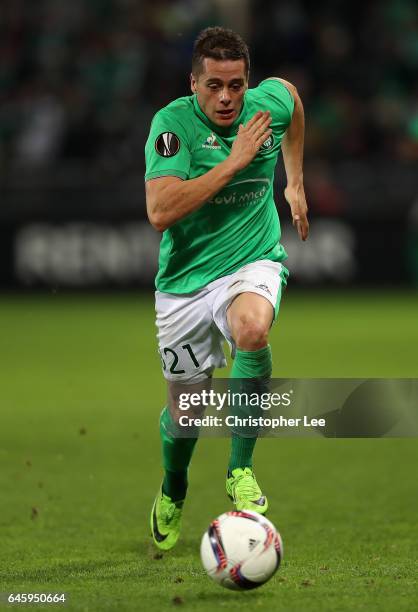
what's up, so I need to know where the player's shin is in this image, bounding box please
[159,406,198,501]
[228,345,272,471]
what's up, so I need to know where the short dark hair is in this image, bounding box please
[192,27,250,78]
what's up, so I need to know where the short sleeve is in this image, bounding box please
[145,110,191,181]
[257,79,294,127]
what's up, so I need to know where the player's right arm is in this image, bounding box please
[145,111,271,232]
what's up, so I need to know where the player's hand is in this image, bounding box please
[228,111,272,172]
[284,184,309,241]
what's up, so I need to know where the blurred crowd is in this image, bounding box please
[0,0,417,180]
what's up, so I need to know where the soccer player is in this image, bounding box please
[145,26,308,550]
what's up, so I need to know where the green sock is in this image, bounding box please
[160,406,198,501]
[228,345,272,472]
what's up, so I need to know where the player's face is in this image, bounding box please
[191,58,248,127]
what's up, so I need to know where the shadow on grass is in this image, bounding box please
[131,537,203,559]
[4,538,224,585]
[183,590,267,603]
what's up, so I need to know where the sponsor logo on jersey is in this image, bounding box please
[202,132,221,150]
[155,132,180,157]
[260,133,275,151]
[208,178,270,207]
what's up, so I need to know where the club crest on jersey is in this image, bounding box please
[155,132,180,157]
[202,132,221,150]
[260,134,275,151]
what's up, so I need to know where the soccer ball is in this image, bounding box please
[200,510,283,590]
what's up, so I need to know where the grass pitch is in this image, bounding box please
[0,291,417,611]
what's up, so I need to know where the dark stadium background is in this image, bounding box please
[1,2,417,611]
[0,0,417,290]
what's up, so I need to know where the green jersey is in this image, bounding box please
[145,79,294,294]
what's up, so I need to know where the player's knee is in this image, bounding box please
[233,316,269,350]
[168,378,211,425]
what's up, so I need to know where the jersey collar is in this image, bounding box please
[192,94,245,137]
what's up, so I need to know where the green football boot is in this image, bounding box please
[226,467,269,514]
[150,486,184,550]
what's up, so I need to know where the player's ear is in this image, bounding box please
[190,73,197,94]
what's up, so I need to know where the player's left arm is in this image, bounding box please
[267,78,309,241]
